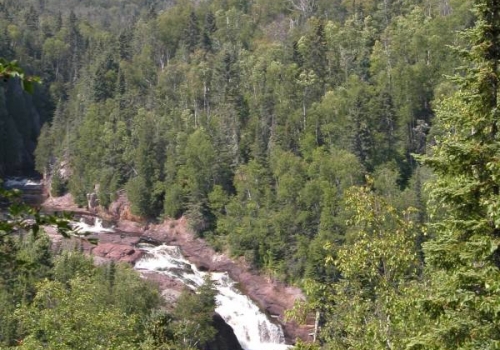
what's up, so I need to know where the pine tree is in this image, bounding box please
[201,11,217,52]
[50,169,66,197]
[185,10,200,53]
[411,1,500,348]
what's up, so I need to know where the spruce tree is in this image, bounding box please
[411,1,500,348]
[185,10,200,53]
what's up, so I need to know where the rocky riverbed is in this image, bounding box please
[42,192,313,345]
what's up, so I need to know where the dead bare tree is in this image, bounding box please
[288,0,317,21]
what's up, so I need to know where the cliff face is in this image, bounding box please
[42,192,313,344]
[0,82,44,176]
[206,314,244,350]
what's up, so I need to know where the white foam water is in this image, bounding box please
[71,218,114,234]
[135,244,291,350]
[3,177,43,188]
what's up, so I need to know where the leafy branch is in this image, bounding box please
[0,58,41,94]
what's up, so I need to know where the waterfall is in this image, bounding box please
[72,217,114,234]
[135,244,291,350]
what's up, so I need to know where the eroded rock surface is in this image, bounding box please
[92,243,143,263]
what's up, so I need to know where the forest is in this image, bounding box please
[1,0,499,348]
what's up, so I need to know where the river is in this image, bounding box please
[75,218,291,350]
[3,177,294,349]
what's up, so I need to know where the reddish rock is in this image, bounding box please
[106,193,144,222]
[97,232,141,246]
[44,225,96,255]
[43,193,85,213]
[91,243,143,264]
[138,270,186,306]
[115,219,145,234]
[43,225,64,247]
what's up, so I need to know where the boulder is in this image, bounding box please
[91,243,143,264]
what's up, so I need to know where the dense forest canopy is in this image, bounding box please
[0,0,471,277]
[1,0,500,348]
[0,230,220,348]
[1,0,471,282]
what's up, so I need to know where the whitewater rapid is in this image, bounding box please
[135,244,291,350]
[3,177,43,189]
[71,217,114,234]
[62,217,291,349]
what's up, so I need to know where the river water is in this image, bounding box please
[72,217,114,233]
[135,244,291,350]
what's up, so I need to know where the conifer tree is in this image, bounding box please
[411,1,500,348]
[185,10,200,53]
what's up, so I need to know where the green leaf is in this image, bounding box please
[22,80,34,94]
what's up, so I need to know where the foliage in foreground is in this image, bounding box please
[0,236,220,350]
[0,185,216,350]
[0,240,161,349]
[409,0,500,348]
[5,0,468,282]
[290,0,500,349]
[288,184,426,349]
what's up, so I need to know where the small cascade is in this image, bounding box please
[135,244,291,350]
[3,178,43,189]
[3,177,45,206]
[72,217,114,234]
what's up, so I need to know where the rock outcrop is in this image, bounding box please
[91,243,143,263]
[205,314,243,350]
[43,193,86,213]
